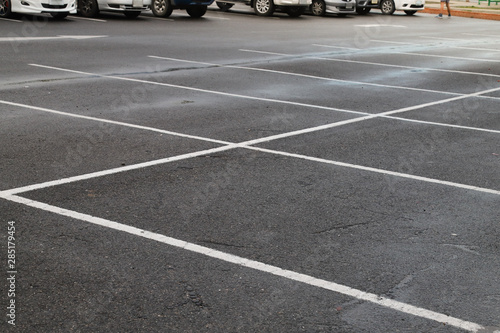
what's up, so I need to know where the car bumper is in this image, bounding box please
[100,0,152,11]
[11,0,77,13]
[357,0,425,10]
[325,0,355,13]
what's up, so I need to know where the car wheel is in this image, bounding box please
[310,0,325,16]
[186,5,207,17]
[404,10,416,15]
[124,11,141,18]
[79,0,99,17]
[51,12,69,19]
[356,7,371,14]
[379,0,395,14]
[0,0,13,18]
[254,0,274,16]
[152,0,173,17]
[216,1,233,11]
[286,6,304,17]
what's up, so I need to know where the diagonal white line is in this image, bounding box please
[0,193,487,333]
[0,100,231,145]
[28,63,365,117]
[148,55,463,96]
[2,61,500,196]
[239,49,500,79]
[244,146,500,196]
[0,145,238,196]
[313,43,500,63]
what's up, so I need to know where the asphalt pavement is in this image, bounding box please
[1,6,500,333]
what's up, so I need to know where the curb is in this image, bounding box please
[422,7,500,20]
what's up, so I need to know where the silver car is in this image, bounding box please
[78,0,151,18]
[310,0,355,16]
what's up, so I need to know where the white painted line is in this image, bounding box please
[311,44,360,50]
[397,52,500,63]
[462,33,500,38]
[66,16,107,22]
[355,24,407,28]
[0,35,107,42]
[0,100,231,145]
[0,193,487,333]
[244,146,500,197]
[203,14,230,20]
[0,144,238,196]
[313,43,500,64]
[3,93,500,198]
[371,39,500,52]
[419,36,472,42]
[370,40,417,45]
[0,17,22,22]
[143,16,175,21]
[148,55,463,96]
[28,63,367,117]
[239,49,500,79]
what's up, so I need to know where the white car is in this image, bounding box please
[356,0,424,15]
[0,0,77,19]
[310,0,356,16]
[216,0,311,17]
[78,0,151,18]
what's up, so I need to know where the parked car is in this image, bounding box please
[151,0,214,18]
[0,0,77,19]
[309,0,355,16]
[215,0,311,17]
[356,0,424,15]
[78,0,151,18]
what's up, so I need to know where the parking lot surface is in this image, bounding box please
[1,7,500,333]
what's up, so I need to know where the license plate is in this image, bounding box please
[371,0,378,3]
[132,0,143,7]
[346,3,353,8]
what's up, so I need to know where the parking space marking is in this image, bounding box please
[0,99,230,145]
[0,143,238,196]
[3,80,500,197]
[0,35,107,42]
[463,33,500,38]
[311,44,360,50]
[66,16,107,22]
[144,16,175,22]
[355,24,407,28]
[314,43,500,62]
[0,17,22,22]
[370,40,500,53]
[28,63,367,116]
[246,146,500,196]
[0,193,487,333]
[239,49,500,78]
[149,55,463,96]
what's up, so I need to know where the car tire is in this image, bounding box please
[356,7,371,14]
[0,0,14,18]
[186,5,207,17]
[310,0,325,16]
[216,1,233,11]
[124,11,141,18]
[404,10,416,15]
[379,0,395,14]
[79,0,99,17]
[286,6,304,17]
[254,0,274,16]
[51,12,69,19]
[152,0,173,17]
